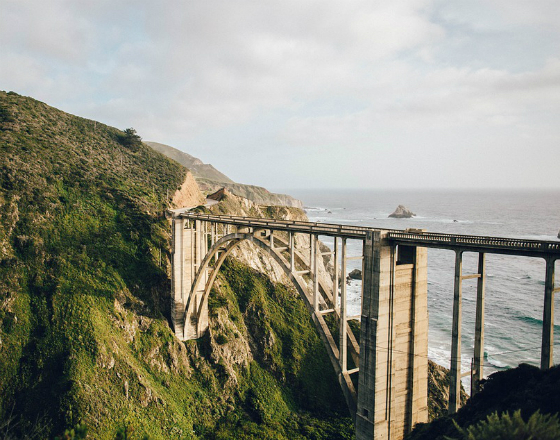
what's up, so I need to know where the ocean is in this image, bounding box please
[283,188,560,389]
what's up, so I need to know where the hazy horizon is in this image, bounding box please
[272,186,560,193]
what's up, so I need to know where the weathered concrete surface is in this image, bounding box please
[172,218,208,340]
[356,231,428,440]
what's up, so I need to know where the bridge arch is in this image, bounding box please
[181,230,358,415]
[185,232,313,334]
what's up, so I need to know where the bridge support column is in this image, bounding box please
[541,257,556,369]
[289,232,295,273]
[172,217,209,341]
[472,253,486,395]
[340,238,348,372]
[171,218,187,339]
[334,237,339,312]
[313,234,319,311]
[449,250,463,414]
[356,231,428,440]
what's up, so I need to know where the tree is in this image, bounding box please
[118,127,142,150]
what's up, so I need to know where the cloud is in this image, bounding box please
[0,0,558,188]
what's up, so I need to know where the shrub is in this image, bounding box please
[450,410,560,440]
[215,334,228,345]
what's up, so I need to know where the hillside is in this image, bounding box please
[146,141,234,185]
[145,141,303,209]
[406,363,560,439]
[0,91,351,439]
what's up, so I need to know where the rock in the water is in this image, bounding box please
[388,205,415,218]
[558,230,560,239]
[347,269,362,280]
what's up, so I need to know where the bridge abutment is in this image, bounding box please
[356,231,428,440]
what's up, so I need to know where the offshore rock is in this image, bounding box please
[389,205,416,218]
[347,269,362,280]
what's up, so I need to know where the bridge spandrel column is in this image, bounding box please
[197,221,209,338]
[356,231,428,440]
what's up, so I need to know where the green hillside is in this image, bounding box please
[0,92,352,439]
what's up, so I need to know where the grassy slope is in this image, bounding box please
[0,92,352,439]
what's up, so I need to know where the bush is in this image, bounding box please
[450,410,560,440]
[215,334,228,345]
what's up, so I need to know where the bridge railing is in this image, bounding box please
[179,212,371,239]
[179,212,560,256]
[388,231,560,256]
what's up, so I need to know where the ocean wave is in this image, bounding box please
[516,315,560,331]
[487,355,509,369]
[408,216,474,224]
[304,206,329,212]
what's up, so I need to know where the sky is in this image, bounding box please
[1,0,559,190]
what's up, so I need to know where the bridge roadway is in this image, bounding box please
[175,212,560,438]
[180,212,560,257]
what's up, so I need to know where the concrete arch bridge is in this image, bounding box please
[171,212,560,440]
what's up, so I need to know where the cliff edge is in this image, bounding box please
[145,141,303,209]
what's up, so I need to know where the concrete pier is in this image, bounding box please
[172,218,208,340]
[355,231,428,440]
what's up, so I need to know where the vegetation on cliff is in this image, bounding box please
[407,363,560,440]
[0,91,351,438]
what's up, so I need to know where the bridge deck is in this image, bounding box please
[178,213,560,258]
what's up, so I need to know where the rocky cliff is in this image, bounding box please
[145,141,303,209]
[171,170,205,208]
[0,91,350,439]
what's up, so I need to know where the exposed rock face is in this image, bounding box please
[198,179,304,209]
[428,360,468,421]
[207,192,334,292]
[389,204,416,218]
[171,171,205,208]
[207,187,230,202]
